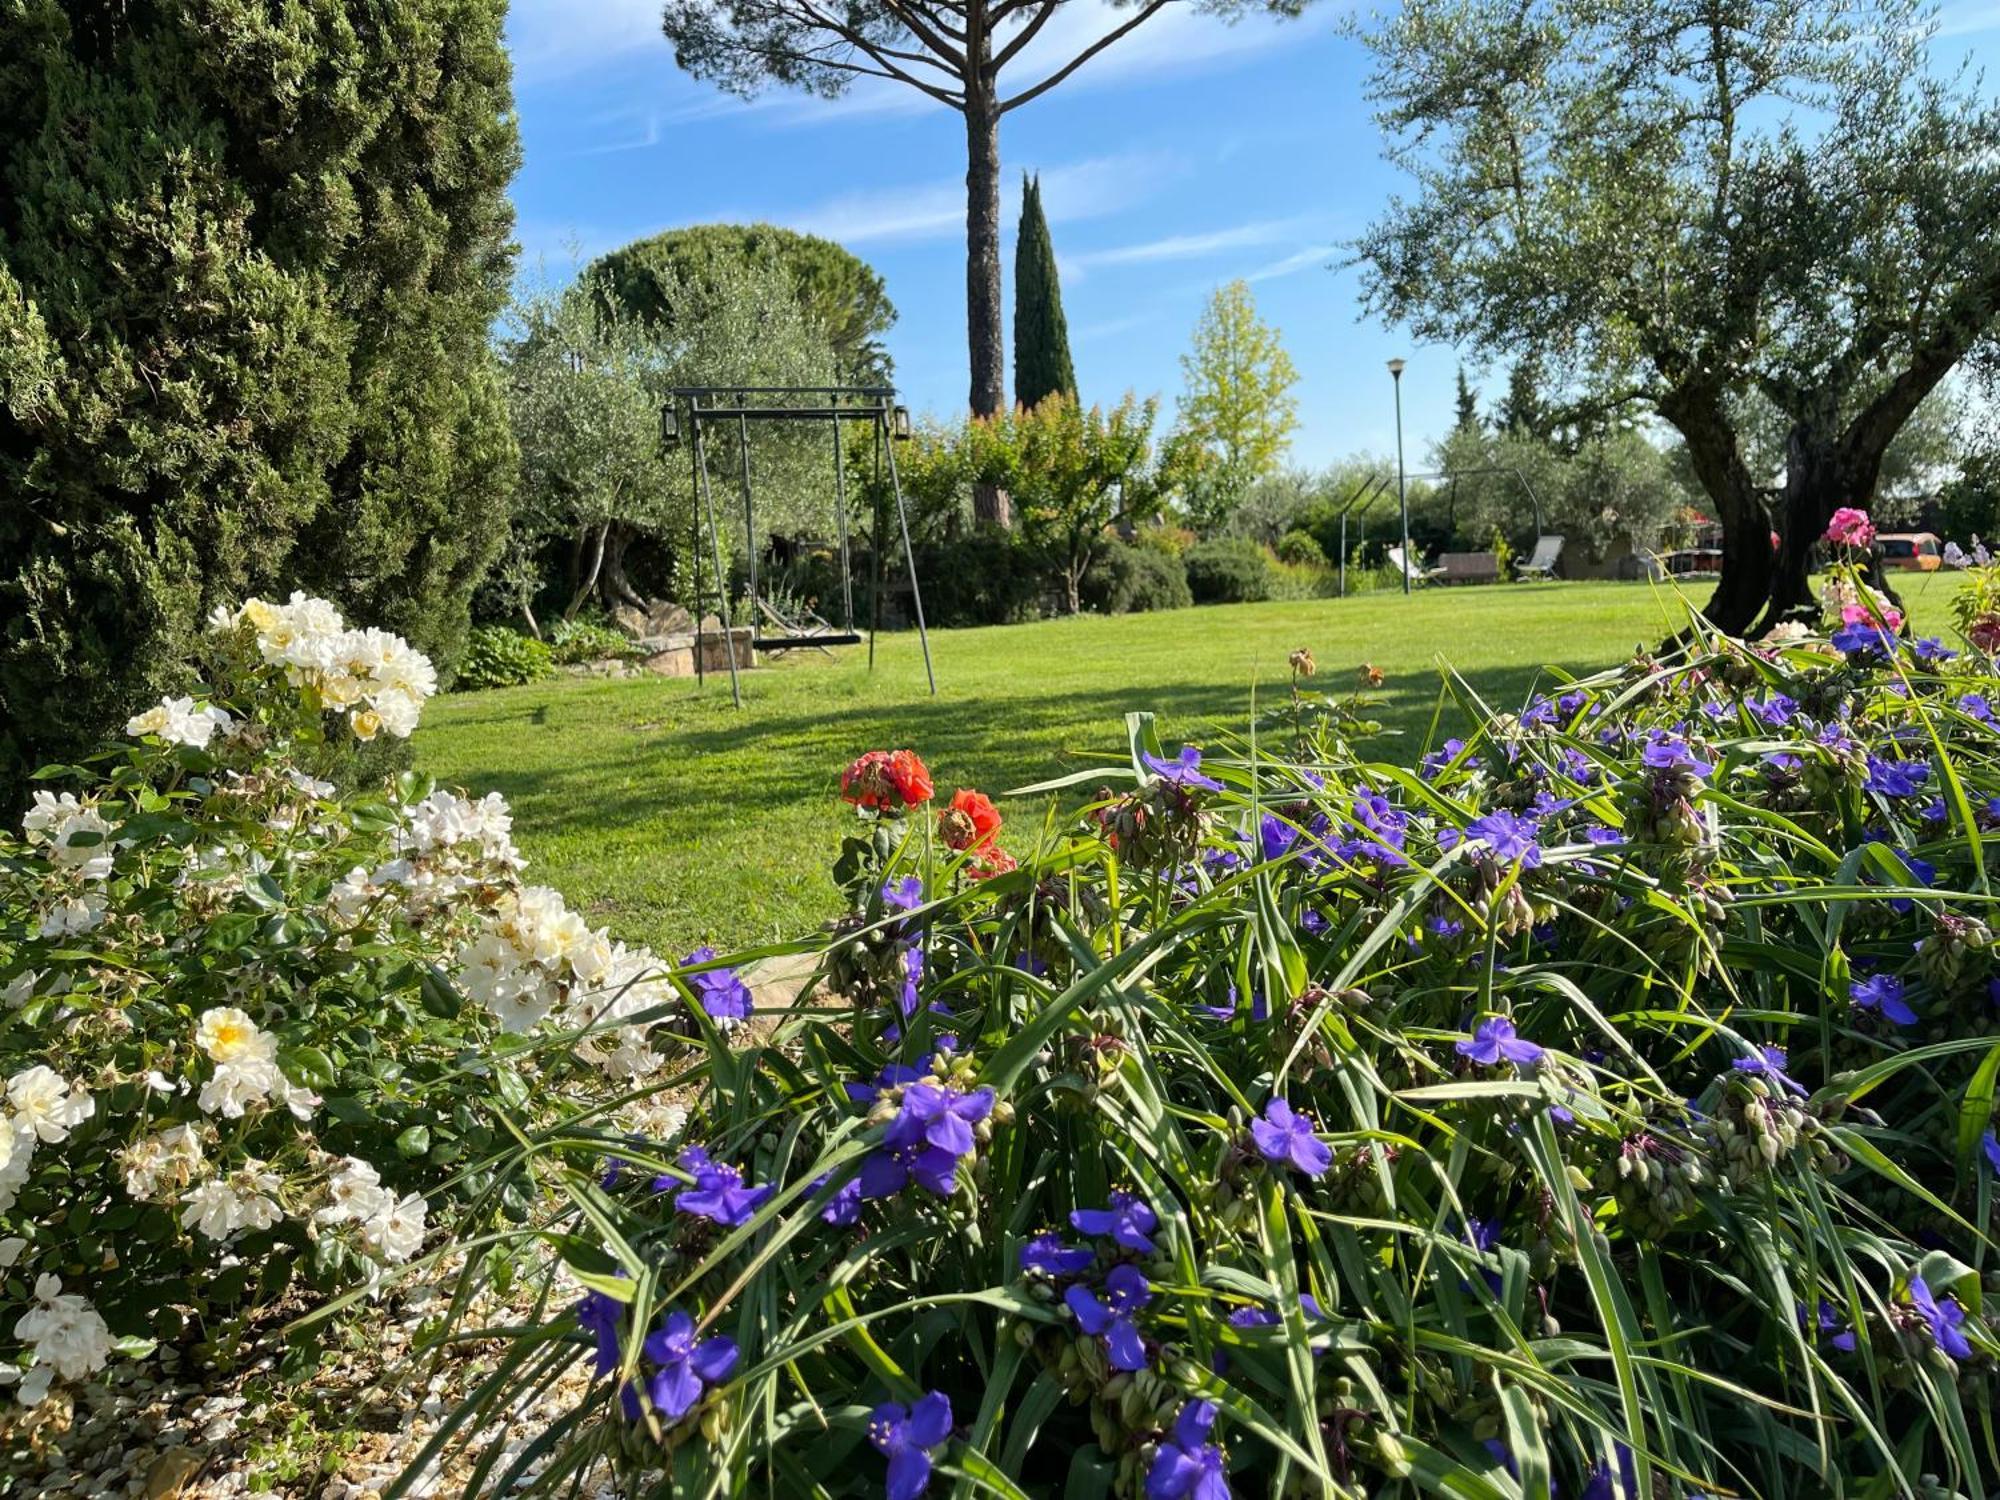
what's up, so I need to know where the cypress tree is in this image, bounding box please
[1454,365,1481,432]
[0,1,520,796]
[1012,174,1076,410]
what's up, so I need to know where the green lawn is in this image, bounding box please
[416,575,1954,953]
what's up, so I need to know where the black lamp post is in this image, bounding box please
[1388,358,1410,595]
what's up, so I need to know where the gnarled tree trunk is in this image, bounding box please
[1657,382,1771,636]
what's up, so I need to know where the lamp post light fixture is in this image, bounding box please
[1387,358,1410,596]
[659,403,681,451]
[891,404,913,441]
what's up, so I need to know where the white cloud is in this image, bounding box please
[508,0,1338,126]
[1245,243,1338,284]
[783,150,1179,245]
[507,0,665,83]
[1062,218,1309,281]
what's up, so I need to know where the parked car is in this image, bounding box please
[1878,532,1942,571]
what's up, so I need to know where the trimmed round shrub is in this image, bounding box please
[1275,528,1327,567]
[1184,537,1275,603]
[1082,539,1193,614]
[411,556,2000,1497]
[457,626,556,690]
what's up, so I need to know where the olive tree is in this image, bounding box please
[1353,0,2000,633]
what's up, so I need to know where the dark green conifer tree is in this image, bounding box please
[1012,175,1076,411]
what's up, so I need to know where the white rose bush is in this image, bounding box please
[0,596,733,1413]
[404,531,2000,1499]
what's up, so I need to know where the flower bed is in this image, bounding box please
[0,597,735,1416]
[420,562,1998,1497]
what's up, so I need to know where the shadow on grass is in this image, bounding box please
[446,662,1560,843]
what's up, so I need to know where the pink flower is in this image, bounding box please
[1840,602,1903,631]
[1824,507,1876,548]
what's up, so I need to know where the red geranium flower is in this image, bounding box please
[939,788,1002,852]
[841,749,933,810]
[885,749,933,807]
[968,846,1017,879]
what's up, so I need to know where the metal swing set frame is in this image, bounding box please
[662,385,937,708]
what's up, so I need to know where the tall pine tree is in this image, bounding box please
[1012,175,1076,411]
[0,1,520,795]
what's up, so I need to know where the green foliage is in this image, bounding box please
[969,394,1168,614]
[0,598,701,1404]
[500,253,840,624]
[1183,537,1276,603]
[1275,528,1327,567]
[1355,0,2000,628]
[417,579,2000,1496]
[0,0,519,802]
[910,532,1048,627]
[1941,447,2000,545]
[1012,175,1077,411]
[1175,280,1302,530]
[548,617,641,665]
[457,627,556,691]
[585,223,896,384]
[1081,539,1194,614]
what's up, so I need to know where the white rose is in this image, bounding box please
[7,1067,94,1144]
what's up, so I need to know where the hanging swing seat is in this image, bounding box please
[750,597,860,654]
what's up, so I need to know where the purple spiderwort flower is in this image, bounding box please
[812,1172,863,1226]
[1582,824,1626,845]
[1465,808,1543,867]
[1146,1400,1230,1500]
[575,1286,626,1376]
[1145,746,1224,791]
[1748,694,1798,727]
[1020,1232,1095,1277]
[1832,619,1896,657]
[1982,1130,2000,1172]
[1911,635,1956,662]
[867,1390,953,1500]
[1250,1098,1333,1177]
[1071,1191,1159,1252]
[862,1141,962,1198]
[1066,1263,1152,1371]
[1456,1016,1546,1068]
[680,947,754,1023]
[1579,1445,1640,1500]
[1731,1045,1807,1097]
[1862,757,1930,798]
[1420,738,1478,780]
[1642,731,1715,777]
[1809,1299,1858,1353]
[881,876,925,914]
[884,1082,995,1158]
[633,1309,739,1423]
[1907,1274,1974,1360]
[1959,692,1994,725]
[665,1147,775,1228]
[1259,814,1299,863]
[1849,973,1918,1027]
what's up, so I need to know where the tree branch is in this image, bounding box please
[875,0,967,71]
[990,0,1058,71]
[998,0,1175,113]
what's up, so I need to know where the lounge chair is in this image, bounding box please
[1387,544,1445,587]
[1514,535,1564,581]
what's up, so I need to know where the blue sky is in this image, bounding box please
[504,0,2000,470]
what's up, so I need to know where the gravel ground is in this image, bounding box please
[0,960,815,1499]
